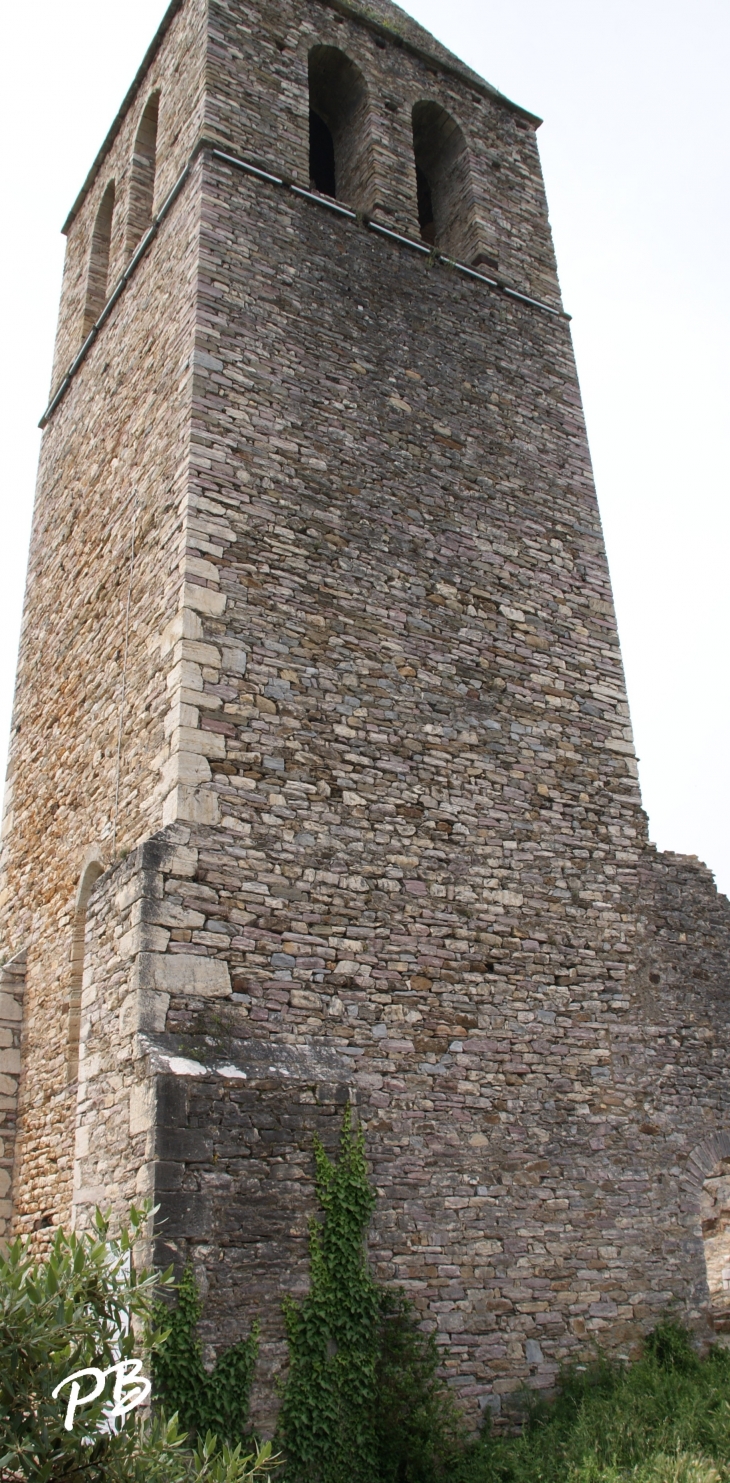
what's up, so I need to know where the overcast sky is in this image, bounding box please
[1,0,728,894]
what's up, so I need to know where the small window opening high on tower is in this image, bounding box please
[126,91,160,256]
[83,182,115,338]
[416,165,435,245]
[308,46,371,209]
[309,109,336,197]
[412,102,474,260]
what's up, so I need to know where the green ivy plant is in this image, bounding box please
[276,1108,468,1483]
[278,1104,381,1483]
[153,1266,259,1448]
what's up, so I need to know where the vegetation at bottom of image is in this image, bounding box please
[153,1264,259,1446]
[3,1128,730,1483]
[275,1108,730,1483]
[456,1322,730,1483]
[0,1202,277,1482]
[276,1104,465,1483]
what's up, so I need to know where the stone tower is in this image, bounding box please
[2,0,730,1429]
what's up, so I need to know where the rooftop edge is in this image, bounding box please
[61,0,541,236]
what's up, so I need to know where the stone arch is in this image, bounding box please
[126,90,160,256]
[682,1131,730,1330]
[83,181,115,338]
[411,100,475,260]
[700,1163,730,1328]
[66,850,106,1084]
[308,45,372,210]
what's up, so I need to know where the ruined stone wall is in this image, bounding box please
[72,818,730,1429]
[634,848,730,1331]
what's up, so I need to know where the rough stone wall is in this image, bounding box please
[0,952,25,1241]
[71,824,354,1430]
[50,0,207,394]
[634,849,730,1332]
[0,153,203,1232]
[204,0,560,303]
[71,830,211,1229]
[71,817,730,1429]
[153,1063,351,1426]
[3,0,730,1436]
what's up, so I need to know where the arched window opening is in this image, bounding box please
[412,101,474,260]
[126,91,160,256]
[416,164,435,245]
[700,1161,730,1330]
[66,859,104,1085]
[83,182,115,338]
[309,109,336,197]
[308,46,371,209]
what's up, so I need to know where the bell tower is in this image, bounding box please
[3,0,730,1430]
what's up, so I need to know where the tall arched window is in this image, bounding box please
[66,858,104,1085]
[308,46,371,210]
[126,91,160,256]
[83,182,115,338]
[412,102,474,260]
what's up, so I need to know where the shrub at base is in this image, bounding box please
[0,1204,277,1483]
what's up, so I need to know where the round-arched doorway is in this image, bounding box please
[700,1159,730,1331]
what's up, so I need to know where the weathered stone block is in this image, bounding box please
[132,951,231,999]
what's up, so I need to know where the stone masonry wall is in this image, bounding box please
[0,129,203,1231]
[72,817,730,1430]
[160,136,729,1418]
[0,952,25,1241]
[3,0,730,1436]
[50,0,207,395]
[204,0,560,305]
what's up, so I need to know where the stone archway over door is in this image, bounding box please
[700,1160,730,1330]
[682,1132,730,1333]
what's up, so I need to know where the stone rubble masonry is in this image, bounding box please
[0,951,25,1239]
[1,0,730,1434]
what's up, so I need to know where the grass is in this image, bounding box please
[453,1324,730,1483]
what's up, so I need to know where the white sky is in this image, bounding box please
[1,0,728,895]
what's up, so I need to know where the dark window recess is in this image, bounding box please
[412,100,473,258]
[83,182,116,338]
[309,110,336,196]
[416,164,435,244]
[126,92,159,257]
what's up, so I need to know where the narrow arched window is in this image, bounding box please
[412,102,474,260]
[126,91,160,256]
[67,859,104,1084]
[308,46,370,209]
[83,182,115,338]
